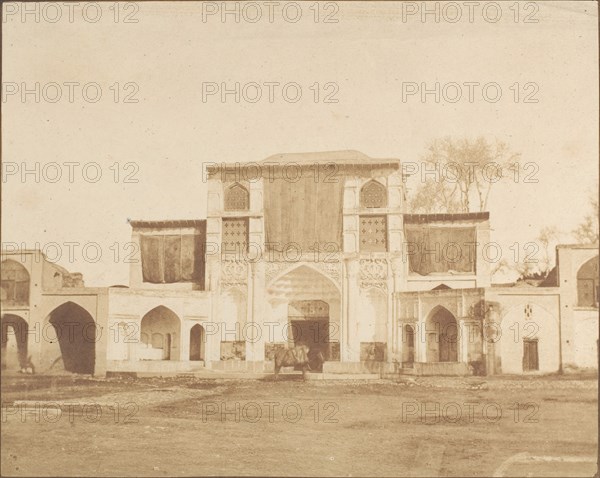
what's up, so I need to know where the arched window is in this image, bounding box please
[1,261,30,306]
[360,180,387,208]
[577,255,599,307]
[225,183,249,211]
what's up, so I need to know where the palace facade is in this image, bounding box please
[2,151,598,376]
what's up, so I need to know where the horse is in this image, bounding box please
[273,344,311,380]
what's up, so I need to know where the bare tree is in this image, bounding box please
[408,179,462,214]
[409,136,521,213]
[536,226,561,275]
[573,190,599,244]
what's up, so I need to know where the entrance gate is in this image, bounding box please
[288,300,330,372]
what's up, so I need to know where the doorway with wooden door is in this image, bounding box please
[523,339,539,371]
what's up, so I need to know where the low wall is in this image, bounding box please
[107,360,206,373]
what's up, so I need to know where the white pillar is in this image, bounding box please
[344,258,360,362]
[459,320,468,363]
[417,299,426,362]
[391,257,403,361]
[250,261,266,363]
[180,321,190,362]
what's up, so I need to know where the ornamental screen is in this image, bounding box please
[225,183,249,211]
[360,215,388,252]
[360,180,387,208]
[222,217,249,254]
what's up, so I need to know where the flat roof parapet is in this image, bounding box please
[556,243,599,250]
[128,219,206,229]
[403,212,490,224]
[205,150,401,174]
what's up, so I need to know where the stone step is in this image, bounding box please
[305,373,380,381]
[399,367,417,375]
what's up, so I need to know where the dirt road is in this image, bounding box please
[1,374,597,476]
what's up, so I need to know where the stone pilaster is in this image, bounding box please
[391,256,404,360]
[416,298,427,362]
[249,260,266,362]
[344,257,361,362]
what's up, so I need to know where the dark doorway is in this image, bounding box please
[189,324,205,361]
[46,302,96,374]
[523,339,539,371]
[290,319,329,372]
[288,300,331,372]
[426,307,458,363]
[164,334,172,360]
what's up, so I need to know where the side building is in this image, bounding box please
[1,250,109,375]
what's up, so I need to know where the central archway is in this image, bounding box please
[426,306,458,363]
[267,265,341,370]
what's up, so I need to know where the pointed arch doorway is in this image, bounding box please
[268,264,341,373]
[189,324,205,361]
[426,306,459,363]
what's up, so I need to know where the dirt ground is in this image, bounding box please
[1,373,597,477]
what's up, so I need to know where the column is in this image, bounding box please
[459,319,468,363]
[390,256,404,361]
[476,222,491,288]
[416,299,427,362]
[344,258,360,362]
[207,259,221,364]
[180,321,190,362]
[250,260,266,364]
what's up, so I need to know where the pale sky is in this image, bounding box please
[2,1,598,286]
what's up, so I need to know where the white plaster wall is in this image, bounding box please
[106,289,212,363]
[265,300,288,343]
[2,332,20,369]
[406,277,477,291]
[107,320,131,360]
[557,246,599,368]
[358,288,388,342]
[107,289,211,319]
[218,288,247,342]
[498,302,560,374]
[573,311,599,368]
